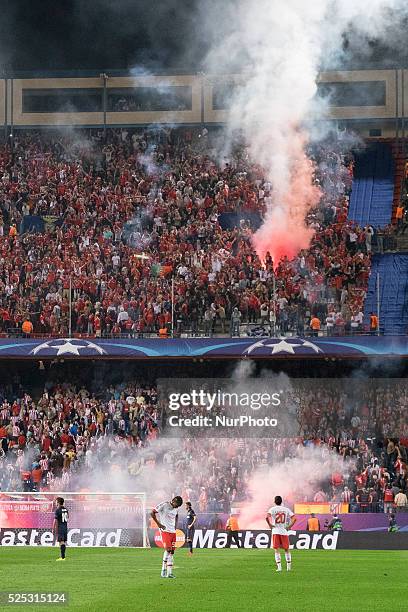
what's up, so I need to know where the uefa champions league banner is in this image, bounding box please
[0,336,408,358]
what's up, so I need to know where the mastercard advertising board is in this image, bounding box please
[154,529,186,548]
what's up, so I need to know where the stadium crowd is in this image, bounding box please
[0,375,407,514]
[0,127,371,338]
[0,126,404,515]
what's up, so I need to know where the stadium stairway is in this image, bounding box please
[348,142,395,228]
[348,142,408,334]
[390,140,406,222]
[364,254,408,335]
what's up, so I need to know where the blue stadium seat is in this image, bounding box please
[364,254,408,335]
[348,143,394,228]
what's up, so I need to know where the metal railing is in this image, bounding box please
[0,324,389,340]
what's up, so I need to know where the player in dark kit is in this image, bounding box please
[185,501,197,556]
[53,497,69,561]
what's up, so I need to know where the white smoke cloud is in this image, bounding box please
[54,436,183,509]
[204,0,404,264]
[239,445,355,528]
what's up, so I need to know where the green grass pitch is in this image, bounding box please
[0,547,406,611]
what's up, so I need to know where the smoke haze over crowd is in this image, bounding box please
[203,0,407,264]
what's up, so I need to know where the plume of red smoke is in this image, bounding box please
[252,131,321,267]
[238,446,353,529]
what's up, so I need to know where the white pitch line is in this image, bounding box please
[67,568,183,572]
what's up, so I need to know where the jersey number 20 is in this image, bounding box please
[275,512,286,524]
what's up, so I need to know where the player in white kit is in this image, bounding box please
[151,495,183,578]
[266,495,296,572]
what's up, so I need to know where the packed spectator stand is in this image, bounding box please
[1,126,404,519]
[0,369,407,514]
[0,127,371,338]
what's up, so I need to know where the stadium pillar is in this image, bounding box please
[376,272,380,336]
[10,77,13,161]
[395,69,399,147]
[402,70,406,157]
[199,71,205,125]
[171,276,174,337]
[3,76,7,143]
[69,276,72,338]
[100,73,108,141]
[272,269,277,336]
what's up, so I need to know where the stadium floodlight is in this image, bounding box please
[0,492,149,548]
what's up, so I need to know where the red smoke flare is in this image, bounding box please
[252,131,321,267]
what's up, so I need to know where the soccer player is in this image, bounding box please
[151,495,183,578]
[266,495,296,572]
[185,501,197,556]
[53,497,69,561]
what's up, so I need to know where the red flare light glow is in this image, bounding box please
[252,132,322,267]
